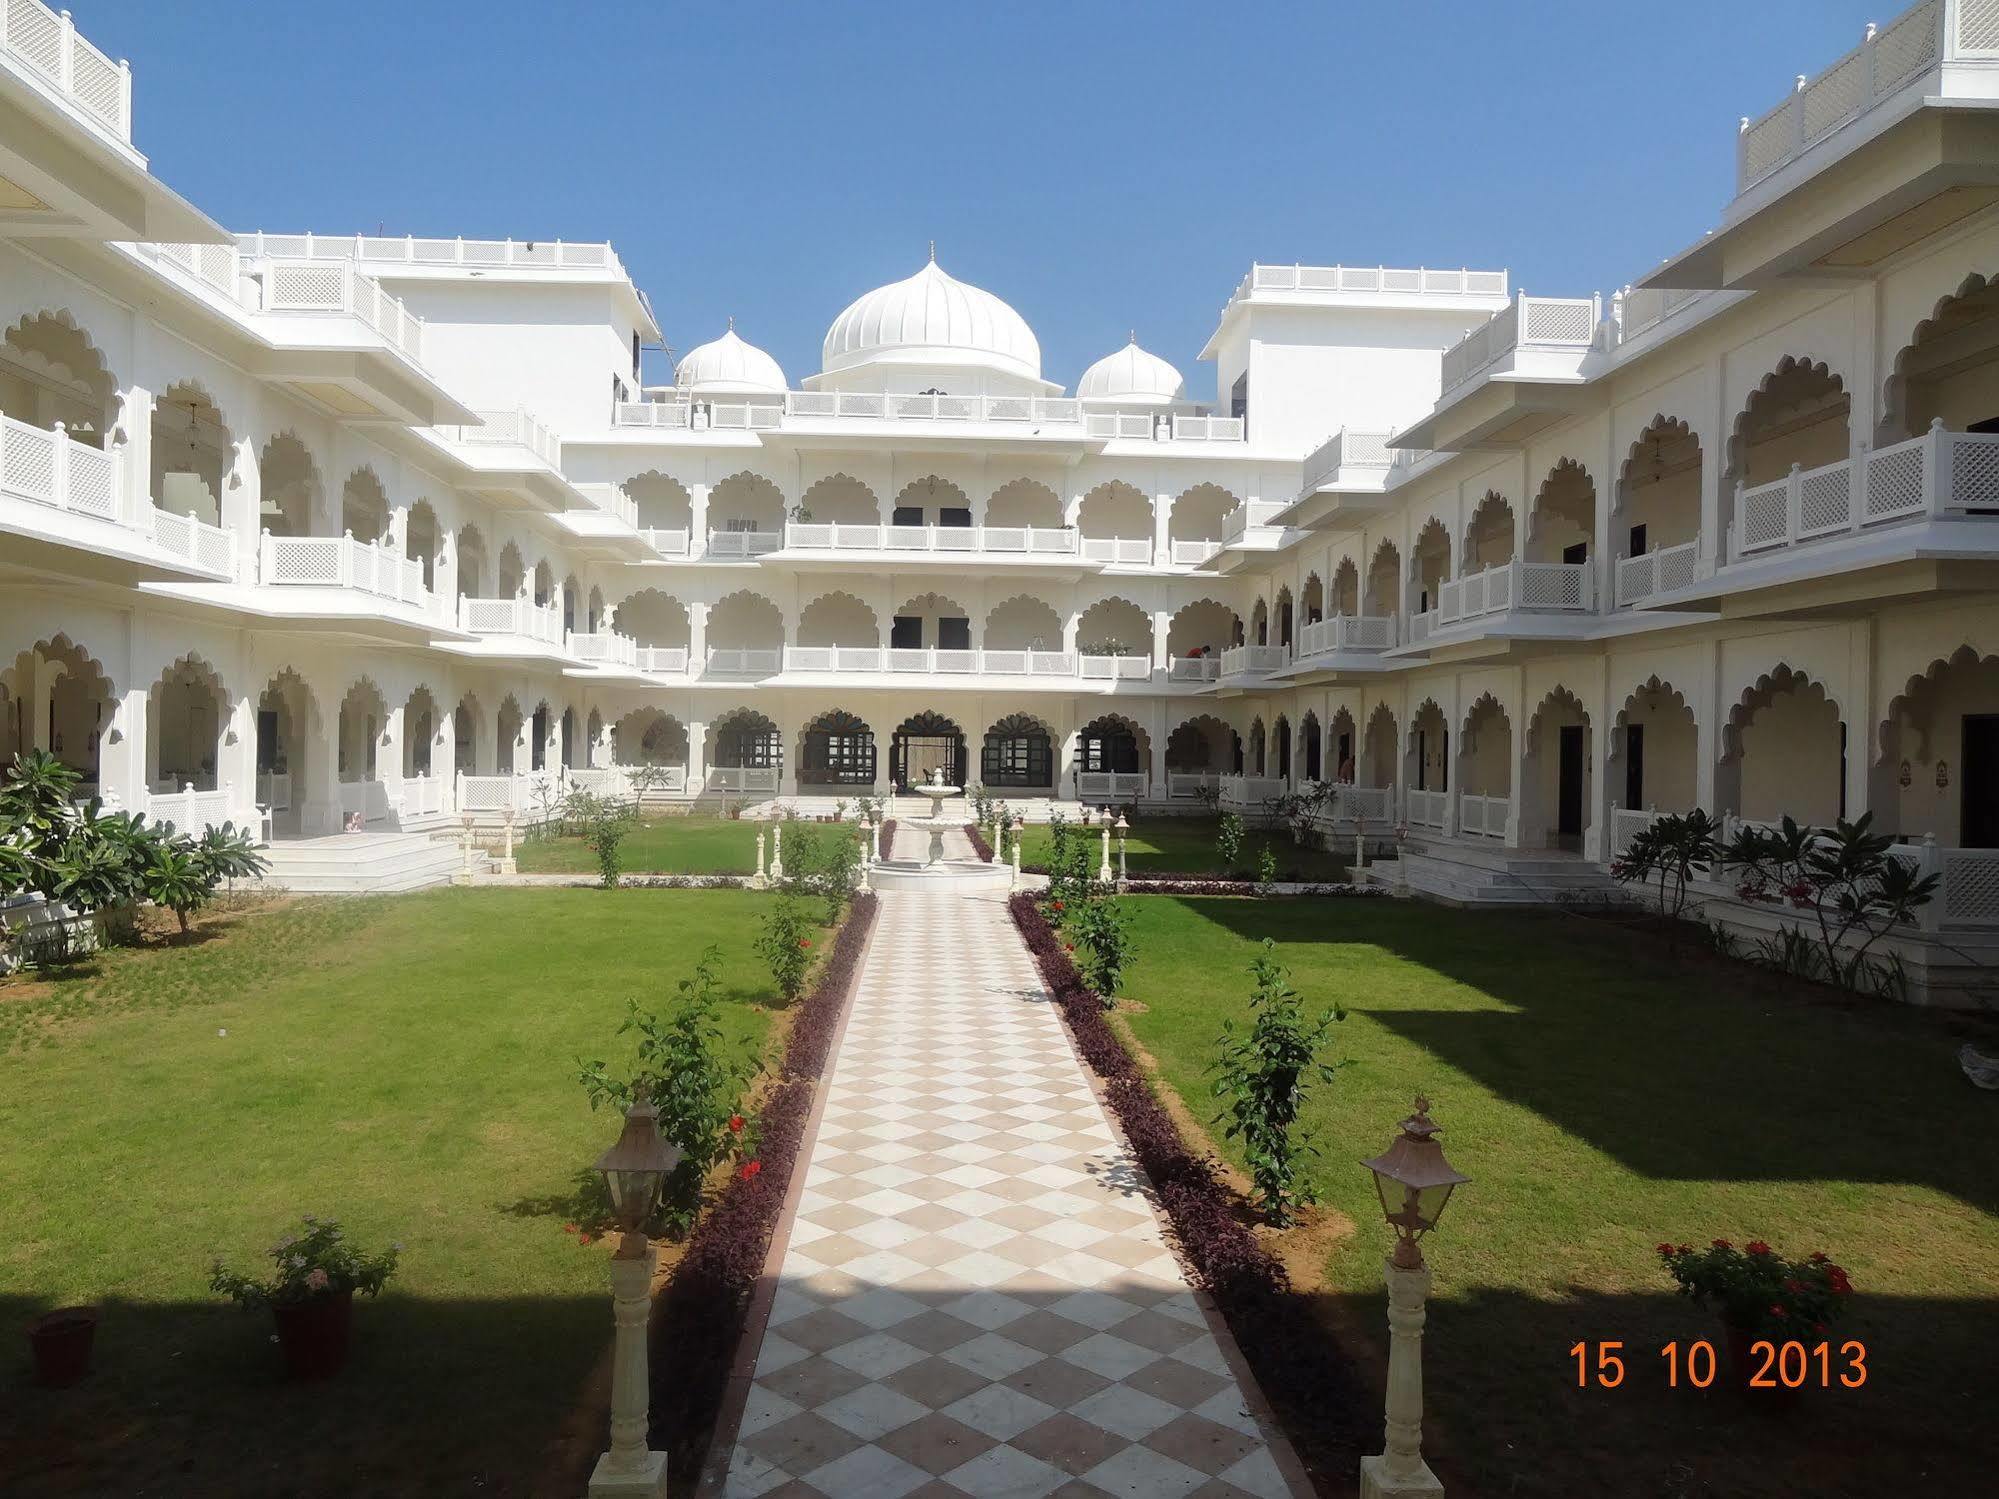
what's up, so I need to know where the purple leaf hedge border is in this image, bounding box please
[1008,891,1373,1480]
[964,823,995,862]
[646,892,880,1473]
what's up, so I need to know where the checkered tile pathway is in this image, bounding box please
[720,888,1300,1499]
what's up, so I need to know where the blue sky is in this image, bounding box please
[86,0,1882,398]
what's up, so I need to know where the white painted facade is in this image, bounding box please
[7,0,1999,973]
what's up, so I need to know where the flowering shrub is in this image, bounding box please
[1612,809,1722,919]
[1656,1238,1854,1334]
[210,1217,400,1308]
[1067,895,1134,1005]
[1216,811,1245,871]
[755,896,816,1003]
[567,789,637,889]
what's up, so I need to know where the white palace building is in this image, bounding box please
[6,1,1999,976]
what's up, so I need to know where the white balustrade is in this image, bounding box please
[705,528,782,558]
[1458,792,1511,840]
[150,507,235,575]
[1076,772,1147,800]
[1440,293,1601,392]
[257,259,424,361]
[261,532,434,611]
[1298,615,1397,656]
[636,646,690,675]
[1170,539,1223,566]
[639,527,690,555]
[1614,539,1703,607]
[1,415,120,523]
[149,782,242,836]
[1220,644,1288,678]
[1080,536,1153,564]
[338,778,392,825]
[1219,774,1286,807]
[1222,500,1289,544]
[1166,770,1219,799]
[438,408,562,468]
[704,647,782,677]
[455,593,562,642]
[705,766,779,794]
[1,0,131,142]
[782,521,1079,556]
[567,630,639,667]
[1167,656,1222,683]
[1611,805,1664,854]
[241,232,627,276]
[1335,785,1395,823]
[1432,559,1593,626]
[1171,414,1244,441]
[1078,655,1151,681]
[1229,264,1508,305]
[457,773,536,812]
[1302,428,1396,490]
[1406,788,1448,830]
[399,773,445,819]
[256,772,292,813]
[614,401,692,429]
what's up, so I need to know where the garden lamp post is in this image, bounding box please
[588,1093,683,1498]
[1010,812,1025,892]
[1358,1097,1468,1499]
[752,822,767,890]
[1097,815,1114,883]
[1114,813,1128,886]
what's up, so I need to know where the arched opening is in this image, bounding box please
[455,524,489,599]
[3,636,113,789]
[1246,718,1267,776]
[1616,416,1703,569]
[1166,599,1240,660]
[891,474,972,529]
[1727,358,1851,548]
[707,591,785,652]
[150,382,231,527]
[796,591,879,649]
[497,542,525,600]
[1077,480,1152,547]
[532,559,555,610]
[1077,713,1145,783]
[1166,715,1238,794]
[1613,677,1698,818]
[984,595,1062,653]
[560,573,580,634]
[709,709,780,774]
[710,471,785,538]
[1248,599,1269,648]
[1329,560,1359,618]
[256,669,318,824]
[586,585,606,634]
[338,679,387,783]
[496,695,524,774]
[1462,492,1515,573]
[1301,574,1324,627]
[586,709,605,767]
[403,686,439,778]
[1362,703,1398,790]
[799,472,880,526]
[1524,688,1591,849]
[1365,540,1402,618]
[1457,696,1514,836]
[624,471,693,544]
[1300,711,1323,783]
[1410,520,1451,616]
[402,501,440,589]
[342,467,390,543]
[892,592,971,653]
[984,478,1061,530]
[452,693,483,776]
[890,710,965,789]
[148,655,227,793]
[258,433,320,538]
[1883,272,1999,441]
[1076,597,1149,661]
[0,310,116,442]
[1879,647,1999,845]
[615,709,689,769]
[1168,484,1235,562]
[530,702,551,771]
[1408,700,1449,797]
[1273,714,1294,781]
[1529,460,1595,565]
[612,589,690,649]
[1723,666,1843,825]
[1328,708,1356,782]
[560,706,578,769]
[799,709,878,786]
[1274,586,1295,652]
[982,713,1054,790]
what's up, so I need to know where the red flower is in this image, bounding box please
[1655,1243,1674,1256]
[563,1223,578,1234]
[739,1160,762,1180]
[1769,1304,1786,1318]
[1711,1238,1732,1250]
[1783,1278,1803,1293]
[1676,1243,1692,1255]
[578,1233,594,1246]
[798,938,812,950]
[1051,900,1064,912]
[1746,1241,1771,1256]
[728,1114,745,1134]
[1809,1251,1829,1263]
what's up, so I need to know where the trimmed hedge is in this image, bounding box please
[1008,891,1373,1481]
[964,823,995,862]
[1117,879,1386,898]
[646,892,880,1474]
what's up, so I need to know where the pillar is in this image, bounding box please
[114,384,156,528]
[299,680,343,835]
[689,482,712,557]
[1152,489,1171,567]
[226,436,261,583]
[1150,608,1170,678]
[689,601,709,675]
[223,688,258,825]
[686,718,708,794]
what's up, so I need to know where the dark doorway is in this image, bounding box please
[1628,523,1648,558]
[1562,542,1588,566]
[939,507,971,528]
[890,712,964,790]
[1558,724,1585,842]
[1624,723,1645,810]
[890,615,922,649]
[257,710,278,771]
[1964,714,1999,847]
[937,616,971,651]
[891,505,923,527]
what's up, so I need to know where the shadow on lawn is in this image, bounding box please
[1171,900,1999,1216]
[1344,1283,1999,1499]
[0,1290,606,1498]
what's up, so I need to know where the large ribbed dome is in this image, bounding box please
[675,324,787,395]
[1077,335,1185,407]
[822,257,1041,381]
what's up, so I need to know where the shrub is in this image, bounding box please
[1612,809,1722,919]
[568,790,637,889]
[624,762,670,812]
[786,824,860,922]
[1656,1239,1853,1336]
[577,946,758,1238]
[754,896,815,1003]
[1208,939,1346,1225]
[1067,895,1133,1005]
[1216,811,1244,871]
[210,1216,400,1309]
[1256,844,1278,895]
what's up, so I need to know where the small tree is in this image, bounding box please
[754,896,815,1003]
[139,822,265,936]
[1256,843,1278,895]
[787,825,860,923]
[1208,939,1346,1225]
[568,790,636,889]
[1068,895,1133,1006]
[1216,811,1244,872]
[1611,809,1722,919]
[624,762,669,814]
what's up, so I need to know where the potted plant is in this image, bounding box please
[26,1305,98,1386]
[1656,1239,1853,1392]
[210,1217,400,1380]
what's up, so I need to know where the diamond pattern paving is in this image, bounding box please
[721,888,1301,1498]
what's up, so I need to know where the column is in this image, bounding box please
[689,601,710,675]
[689,483,712,557]
[1151,608,1170,680]
[226,436,261,583]
[299,681,343,835]
[382,701,407,816]
[102,682,148,816]
[436,701,460,810]
[435,527,458,605]
[1147,698,1168,800]
[1152,489,1171,567]
[221,689,257,826]
[114,384,155,529]
[686,717,708,794]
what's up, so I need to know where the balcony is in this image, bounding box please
[1440,294,1602,394]
[640,527,690,556]
[1222,501,1290,545]
[238,232,631,280]
[1076,772,1147,801]
[1298,615,1397,657]
[259,258,424,362]
[1413,559,1596,639]
[1078,655,1151,682]
[1214,264,1509,321]
[1302,428,1394,491]
[261,531,427,604]
[636,646,689,675]
[1219,644,1288,678]
[436,408,562,469]
[566,630,639,669]
[151,507,236,575]
[776,646,1081,679]
[610,392,1245,442]
[1219,774,1286,807]
[1,0,130,145]
[783,521,1081,560]
[1171,539,1223,566]
[1167,657,1222,683]
[457,595,563,646]
[1614,539,1706,607]
[706,529,783,558]
[705,647,783,677]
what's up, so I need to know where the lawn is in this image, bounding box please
[1115,896,1999,1499]
[1018,814,1349,881]
[0,888,795,1498]
[517,813,760,875]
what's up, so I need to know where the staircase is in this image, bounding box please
[1375,839,1619,906]
[256,831,474,894]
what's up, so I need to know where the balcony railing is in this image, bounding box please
[1735,0,1987,194]
[1302,428,1396,490]
[261,532,433,611]
[1407,788,1448,830]
[783,521,1080,556]
[1171,539,1223,566]
[708,766,780,794]
[1078,654,1151,681]
[1220,644,1289,678]
[1,0,131,143]
[259,259,424,362]
[149,782,250,837]
[706,528,783,558]
[1458,793,1512,840]
[458,595,563,644]
[2,415,120,523]
[610,391,1245,441]
[1298,615,1397,656]
[1167,657,1222,683]
[1219,264,1509,318]
[1166,770,1218,799]
[1223,500,1289,544]
[142,242,244,301]
[1730,423,1999,559]
[1428,559,1596,628]
[639,526,690,556]
[1440,293,1601,393]
[239,233,629,280]
[1219,774,1286,807]
[151,507,235,575]
[1614,538,1704,607]
[1076,772,1146,801]
[1079,536,1151,564]
[566,630,638,668]
[636,646,689,675]
[705,647,782,676]
[438,408,561,468]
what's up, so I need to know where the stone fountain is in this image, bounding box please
[865,766,1013,892]
[905,766,962,866]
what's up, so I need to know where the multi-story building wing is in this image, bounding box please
[5,0,1997,993]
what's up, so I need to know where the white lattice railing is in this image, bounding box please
[1166,770,1219,799]
[980,650,1077,677]
[150,507,235,575]
[783,646,886,673]
[1078,654,1151,681]
[567,765,689,799]
[148,782,247,836]
[1610,805,1665,855]
[567,630,639,667]
[457,773,537,812]
[1076,772,1147,801]
[1222,501,1290,544]
[1614,538,1704,607]
[142,242,244,301]
[457,594,563,643]
[260,532,433,610]
[637,527,690,556]
[438,409,561,468]
[257,259,424,361]
[1219,264,1508,319]
[1299,615,1397,656]
[783,522,1081,557]
[1407,788,1448,830]
[1,0,131,143]
[1613,285,1709,344]
[1734,0,1990,195]
[614,401,693,429]
[1085,412,1168,440]
[239,233,628,279]
[1458,792,1512,841]
[705,528,783,558]
[1171,539,1223,566]
[1436,559,1595,624]
[1167,656,1222,683]
[706,766,779,794]
[1302,428,1396,490]
[1731,423,1999,559]
[1,414,121,524]
[337,778,392,825]
[704,647,782,677]
[1441,293,1601,393]
[1219,774,1287,808]
[1335,785,1396,824]
[1080,536,1152,564]
[636,646,689,675]
[1219,644,1289,678]
[398,773,446,819]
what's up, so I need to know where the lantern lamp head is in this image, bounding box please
[1362,1096,1469,1269]
[594,1092,684,1238]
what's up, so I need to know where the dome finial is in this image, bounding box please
[726,314,735,332]
[1128,329,1137,345]
[927,239,936,264]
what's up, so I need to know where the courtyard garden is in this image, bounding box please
[1109,894,1999,1498]
[1015,812,1350,881]
[515,812,759,876]
[0,887,809,1497]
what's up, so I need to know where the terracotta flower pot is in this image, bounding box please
[272,1290,353,1380]
[27,1306,97,1387]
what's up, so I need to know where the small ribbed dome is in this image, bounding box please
[1076,336,1185,407]
[675,324,787,395]
[822,257,1041,381]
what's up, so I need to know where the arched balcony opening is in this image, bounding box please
[452,693,483,776]
[1166,599,1239,663]
[707,591,784,659]
[148,655,227,794]
[982,713,1054,792]
[1884,272,1999,442]
[1362,703,1399,791]
[1301,573,1325,627]
[984,595,1061,653]
[1300,712,1323,783]
[256,669,319,827]
[497,541,525,599]
[405,501,441,589]
[1274,586,1295,653]
[1330,560,1359,619]
[893,592,971,654]
[1726,358,1851,555]
[1456,695,1514,839]
[341,467,390,544]
[1523,687,1591,850]
[1613,418,1704,604]
[496,695,524,775]
[1078,480,1152,563]
[709,709,781,784]
[1076,596,1149,668]
[338,679,387,785]
[615,709,689,769]
[613,589,690,649]
[455,524,488,599]
[1246,718,1267,776]
[1329,708,1357,783]
[799,473,880,526]
[1273,714,1294,782]
[799,709,878,787]
[1462,491,1516,573]
[560,707,578,770]
[1166,714,1237,800]
[623,471,693,554]
[1612,677,1698,822]
[1168,483,1235,565]
[985,478,1061,530]
[560,573,580,634]
[527,702,551,773]
[891,710,965,790]
[403,686,439,779]
[586,586,606,634]
[796,591,880,649]
[1365,540,1401,619]
[1,310,116,443]
[710,471,785,542]
[1879,647,1999,846]
[1409,520,1451,617]
[532,560,555,609]
[585,709,605,768]
[1722,665,1844,826]
[150,382,231,528]
[1529,460,1595,565]
[891,474,971,529]
[1077,713,1146,794]
[1249,599,1269,647]
[1408,700,1449,800]
[4,635,114,792]
[258,433,321,538]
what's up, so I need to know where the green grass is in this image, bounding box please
[1017,814,1348,880]
[0,889,792,1496]
[1117,896,1999,1498]
[516,813,759,874]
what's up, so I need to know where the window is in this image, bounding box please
[891,505,924,527]
[716,716,780,769]
[1230,373,1248,421]
[938,617,971,651]
[1628,523,1648,559]
[983,716,1052,788]
[890,616,922,650]
[725,517,760,534]
[1078,718,1140,774]
[801,712,876,785]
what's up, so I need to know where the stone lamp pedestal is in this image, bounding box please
[1359,1256,1444,1499]
[588,1235,667,1497]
